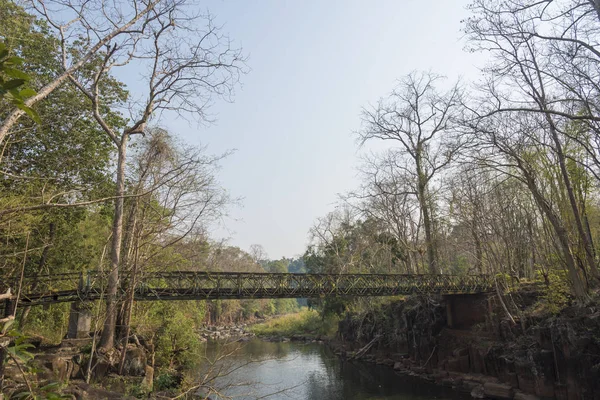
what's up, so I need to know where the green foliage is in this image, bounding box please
[22,304,70,344]
[155,310,201,369]
[251,309,338,338]
[272,298,299,315]
[126,384,149,399]
[0,0,118,290]
[6,330,35,364]
[4,331,70,399]
[0,41,40,123]
[155,373,180,391]
[539,269,571,314]
[133,301,205,370]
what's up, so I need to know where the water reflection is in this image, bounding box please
[197,340,469,400]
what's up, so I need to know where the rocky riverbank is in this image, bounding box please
[328,292,600,400]
[0,322,257,399]
[199,323,255,341]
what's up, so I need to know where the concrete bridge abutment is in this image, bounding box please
[66,302,92,339]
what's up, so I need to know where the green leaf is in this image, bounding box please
[3,67,29,80]
[1,318,15,334]
[11,391,33,399]
[3,78,25,90]
[40,382,61,390]
[5,56,24,65]
[19,88,36,98]
[20,105,41,124]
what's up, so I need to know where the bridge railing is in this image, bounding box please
[6,271,495,306]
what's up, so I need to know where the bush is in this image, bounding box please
[155,372,180,391]
[539,269,571,314]
[251,309,338,337]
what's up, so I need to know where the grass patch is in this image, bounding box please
[251,308,338,338]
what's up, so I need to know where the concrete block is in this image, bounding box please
[66,303,91,339]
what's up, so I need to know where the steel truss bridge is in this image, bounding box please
[2,271,494,309]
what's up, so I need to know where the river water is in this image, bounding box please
[198,339,469,400]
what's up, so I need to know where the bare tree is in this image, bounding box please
[465,0,599,280]
[342,152,420,273]
[465,0,600,298]
[359,72,463,274]
[465,110,590,299]
[249,244,268,266]
[41,0,247,349]
[0,0,169,145]
[117,128,231,371]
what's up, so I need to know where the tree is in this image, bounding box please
[26,0,247,349]
[0,0,170,144]
[0,42,38,121]
[342,153,420,273]
[116,129,231,370]
[359,72,463,274]
[464,0,600,298]
[0,0,118,290]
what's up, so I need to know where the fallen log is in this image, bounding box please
[352,335,381,359]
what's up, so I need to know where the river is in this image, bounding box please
[197,339,470,400]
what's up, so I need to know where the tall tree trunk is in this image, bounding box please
[100,138,128,350]
[416,156,436,274]
[472,222,483,274]
[522,166,588,300]
[19,222,55,327]
[545,117,598,279]
[119,241,139,374]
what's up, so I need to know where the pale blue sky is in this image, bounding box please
[165,1,487,259]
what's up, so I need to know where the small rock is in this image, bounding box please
[471,384,485,399]
[483,382,513,399]
[513,391,540,400]
[462,380,481,392]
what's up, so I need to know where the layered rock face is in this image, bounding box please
[335,295,600,400]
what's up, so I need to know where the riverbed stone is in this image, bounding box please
[483,382,513,399]
[393,361,404,371]
[513,391,540,400]
[462,380,481,392]
[471,384,485,398]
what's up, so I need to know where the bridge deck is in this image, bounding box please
[2,271,494,308]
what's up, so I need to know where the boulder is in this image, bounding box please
[382,358,395,367]
[141,365,154,392]
[393,361,404,371]
[91,348,119,379]
[483,382,513,399]
[49,356,73,382]
[462,380,481,392]
[121,346,147,376]
[471,384,485,399]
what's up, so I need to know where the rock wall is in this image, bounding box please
[335,296,600,400]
